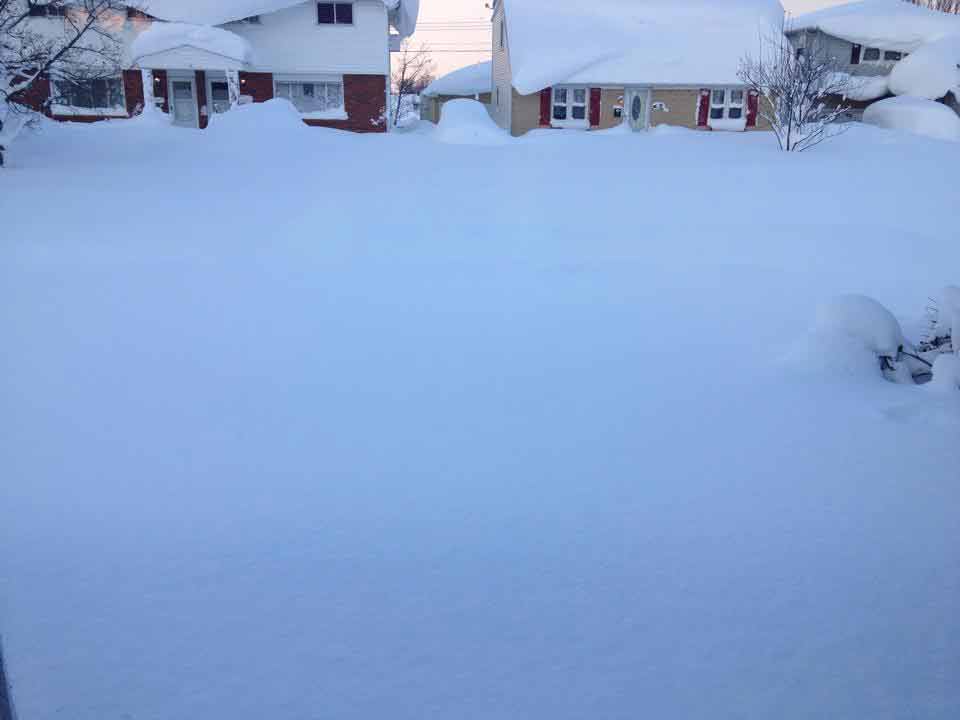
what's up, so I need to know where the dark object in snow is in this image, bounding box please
[0,636,16,720]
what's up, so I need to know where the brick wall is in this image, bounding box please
[303,74,387,133]
[123,70,144,117]
[239,72,274,104]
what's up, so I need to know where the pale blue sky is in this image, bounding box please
[411,0,853,76]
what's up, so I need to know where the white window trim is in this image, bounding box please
[316,2,354,26]
[273,75,348,119]
[551,86,589,129]
[709,88,745,122]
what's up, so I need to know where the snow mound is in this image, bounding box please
[815,295,904,357]
[790,0,960,52]
[422,61,492,98]
[889,35,960,100]
[940,286,960,340]
[930,354,960,391]
[130,23,253,65]
[206,99,308,137]
[434,100,509,145]
[839,73,889,102]
[863,96,960,142]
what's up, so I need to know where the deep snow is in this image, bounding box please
[863,95,960,142]
[1,115,959,720]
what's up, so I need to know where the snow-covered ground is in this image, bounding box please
[1,112,959,720]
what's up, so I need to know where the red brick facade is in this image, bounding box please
[239,72,275,104]
[24,69,388,134]
[123,70,144,117]
[302,74,387,133]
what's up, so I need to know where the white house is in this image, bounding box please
[23,0,419,131]
[490,0,783,136]
[786,0,960,117]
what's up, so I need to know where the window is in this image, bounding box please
[126,8,152,20]
[552,86,587,123]
[499,20,505,50]
[496,87,500,107]
[28,3,67,17]
[317,2,353,24]
[54,77,124,110]
[210,81,231,113]
[275,80,344,114]
[883,50,902,61]
[710,88,744,121]
[862,47,881,61]
[240,15,261,23]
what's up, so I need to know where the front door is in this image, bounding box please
[627,89,647,131]
[171,80,197,127]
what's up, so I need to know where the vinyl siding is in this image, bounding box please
[491,1,513,130]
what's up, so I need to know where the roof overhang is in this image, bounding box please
[133,46,249,71]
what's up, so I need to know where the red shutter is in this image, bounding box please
[589,88,601,127]
[697,89,711,128]
[746,90,759,128]
[539,87,552,126]
[850,44,861,65]
[195,70,208,129]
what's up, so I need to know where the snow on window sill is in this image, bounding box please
[550,119,589,129]
[301,109,348,120]
[709,117,747,132]
[50,105,128,118]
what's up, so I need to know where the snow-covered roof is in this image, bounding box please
[789,0,960,52]
[504,0,784,95]
[141,0,419,37]
[422,61,492,97]
[131,23,254,68]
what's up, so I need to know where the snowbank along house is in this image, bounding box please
[490,0,783,136]
[786,0,960,119]
[420,61,492,124]
[21,0,419,131]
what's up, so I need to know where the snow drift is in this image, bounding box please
[863,96,960,142]
[206,98,309,137]
[790,0,960,53]
[888,35,960,100]
[434,99,509,145]
[504,0,784,95]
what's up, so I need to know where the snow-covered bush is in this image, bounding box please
[435,99,509,146]
[863,96,960,142]
[739,31,855,151]
[814,294,935,384]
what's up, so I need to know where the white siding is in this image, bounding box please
[224,1,390,75]
[28,2,390,76]
[490,0,512,130]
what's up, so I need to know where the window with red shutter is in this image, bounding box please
[539,88,552,126]
[697,89,711,127]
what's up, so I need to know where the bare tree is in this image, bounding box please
[1,0,133,165]
[391,39,434,127]
[902,0,960,13]
[738,29,854,152]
